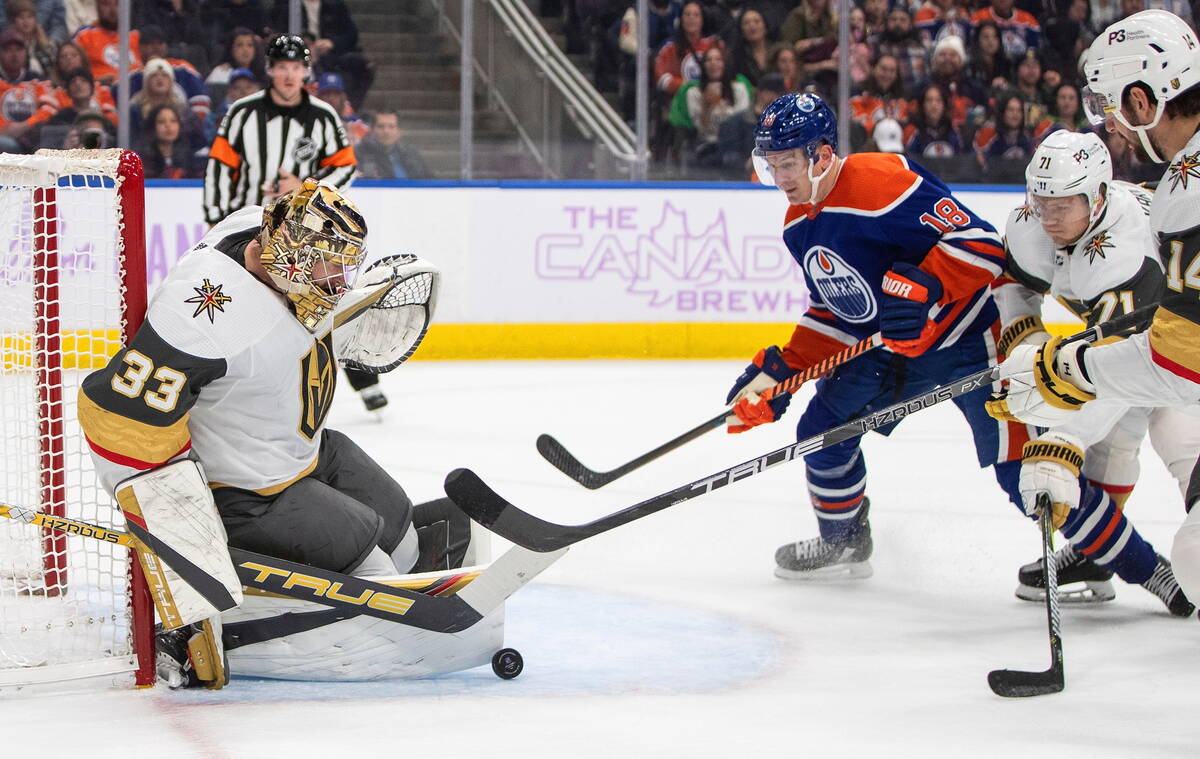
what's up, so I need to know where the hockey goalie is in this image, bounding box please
[76,179,559,688]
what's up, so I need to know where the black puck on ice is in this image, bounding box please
[491,648,523,679]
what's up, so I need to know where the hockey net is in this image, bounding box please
[0,149,153,692]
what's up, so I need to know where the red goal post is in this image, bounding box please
[0,149,154,691]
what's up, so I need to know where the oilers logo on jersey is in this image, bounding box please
[802,246,877,323]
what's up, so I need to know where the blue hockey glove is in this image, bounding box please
[725,346,798,433]
[879,262,944,357]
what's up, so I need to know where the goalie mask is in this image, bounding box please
[260,178,368,331]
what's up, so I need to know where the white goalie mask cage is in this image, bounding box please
[334,253,441,374]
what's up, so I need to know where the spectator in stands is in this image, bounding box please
[681,45,750,165]
[862,0,888,40]
[970,0,1040,62]
[845,7,872,88]
[718,71,785,178]
[904,83,964,157]
[270,0,373,110]
[871,116,905,153]
[876,7,927,91]
[74,0,139,84]
[1011,49,1051,120]
[47,66,115,126]
[355,108,431,179]
[1042,0,1092,80]
[133,0,209,72]
[129,56,197,145]
[49,37,84,85]
[313,72,365,146]
[974,92,1034,168]
[913,0,972,49]
[654,1,717,96]
[768,44,800,91]
[133,26,210,123]
[0,0,66,44]
[728,8,770,87]
[1047,81,1085,132]
[62,108,112,148]
[138,103,201,178]
[1090,0,1121,30]
[6,0,56,77]
[205,27,263,104]
[919,35,982,130]
[780,0,835,61]
[63,0,93,38]
[850,53,909,137]
[205,0,269,39]
[0,25,36,83]
[966,20,1012,94]
[202,65,256,143]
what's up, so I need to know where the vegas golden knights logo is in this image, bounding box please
[298,332,337,440]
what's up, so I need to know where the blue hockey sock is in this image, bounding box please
[1060,480,1157,584]
[807,450,868,543]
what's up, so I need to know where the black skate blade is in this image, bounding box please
[987,666,1064,698]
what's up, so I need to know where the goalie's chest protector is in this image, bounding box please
[147,246,337,492]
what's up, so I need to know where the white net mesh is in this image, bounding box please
[0,149,147,691]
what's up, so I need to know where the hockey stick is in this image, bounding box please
[537,333,884,489]
[445,306,1156,552]
[988,494,1064,697]
[0,503,565,633]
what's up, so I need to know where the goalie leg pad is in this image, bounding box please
[412,497,474,572]
[116,460,243,629]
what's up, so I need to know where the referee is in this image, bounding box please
[204,33,387,412]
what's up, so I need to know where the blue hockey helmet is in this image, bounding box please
[752,93,838,187]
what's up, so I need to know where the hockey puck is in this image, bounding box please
[491,648,523,679]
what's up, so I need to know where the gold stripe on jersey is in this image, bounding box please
[1149,305,1200,382]
[209,453,319,496]
[77,388,192,467]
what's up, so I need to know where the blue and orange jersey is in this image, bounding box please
[778,152,1005,370]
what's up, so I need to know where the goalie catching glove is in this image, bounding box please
[333,254,441,374]
[1019,431,1086,530]
[987,334,1096,427]
[725,346,798,433]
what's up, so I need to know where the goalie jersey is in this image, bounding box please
[997,180,1162,329]
[778,152,1005,368]
[79,206,341,495]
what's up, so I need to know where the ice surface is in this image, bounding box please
[7,360,1197,758]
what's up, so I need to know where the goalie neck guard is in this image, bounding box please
[259,178,368,332]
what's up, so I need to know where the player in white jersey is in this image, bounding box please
[995,130,1200,611]
[78,180,478,686]
[994,9,1200,611]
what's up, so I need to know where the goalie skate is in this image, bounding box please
[1016,544,1115,604]
[774,502,873,580]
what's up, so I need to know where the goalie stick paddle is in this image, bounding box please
[446,306,1156,552]
[987,495,1064,697]
[537,333,883,489]
[0,502,564,633]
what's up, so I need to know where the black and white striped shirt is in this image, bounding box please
[203,89,356,224]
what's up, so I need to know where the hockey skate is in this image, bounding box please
[774,499,873,580]
[1016,544,1116,604]
[155,618,229,690]
[1141,555,1196,617]
[359,385,388,412]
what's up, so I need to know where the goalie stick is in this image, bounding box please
[0,503,564,633]
[987,495,1064,697]
[445,305,1155,552]
[537,333,883,489]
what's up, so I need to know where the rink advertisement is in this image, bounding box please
[127,183,1056,357]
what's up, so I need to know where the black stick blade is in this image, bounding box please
[986,665,1064,697]
[444,468,577,552]
[536,434,615,489]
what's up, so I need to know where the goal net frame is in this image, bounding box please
[0,149,154,691]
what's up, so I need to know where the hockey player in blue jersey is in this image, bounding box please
[727,92,1035,579]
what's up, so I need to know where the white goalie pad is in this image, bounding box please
[115,460,243,629]
[333,253,441,374]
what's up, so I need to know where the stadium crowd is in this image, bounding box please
[0,0,429,179]
[567,0,1188,180]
